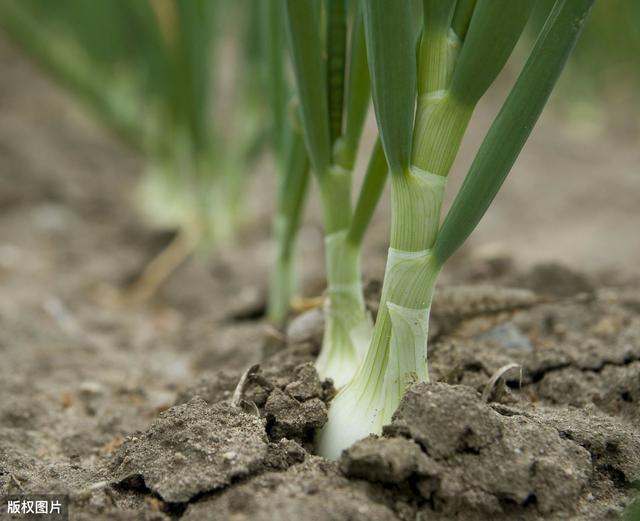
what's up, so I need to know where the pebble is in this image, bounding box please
[477,322,533,352]
[286,307,325,345]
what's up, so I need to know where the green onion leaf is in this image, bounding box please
[284,0,332,177]
[337,3,370,170]
[174,0,218,153]
[278,132,311,261]
[362,0,416,174]
[449,0,535,107]
[434,0,595,266]
[260,0,289,161]
[451,0,477,41]
[347,139,387,246]
[326,0,348,145]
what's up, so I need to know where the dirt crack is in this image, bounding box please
[527,352,640,383]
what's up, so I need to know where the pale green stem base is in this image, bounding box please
[267,214,296,324]
[317,169,445,459]
[315,230,372,388]
[137,157,245,248]
[314,165,371,387]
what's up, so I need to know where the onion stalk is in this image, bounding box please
[284,0,388,386]
[317,0,594,459]
[258,0,311,324]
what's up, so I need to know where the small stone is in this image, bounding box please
[172,452,187,464]
[286,307,325,346]
[476,322,533,352]
[78,381,103,396]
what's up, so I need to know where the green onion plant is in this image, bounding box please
[266,125,311,324]
[257,0,311,324]
[284,0,389,385]
[317,0,594,459]
[0,0,264,298]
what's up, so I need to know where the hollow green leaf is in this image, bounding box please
[259,0,289,161]
[121,0,171,96]
[173,0,218,152]
[338,3,370,170]
[451,0,477,41]
[326,0,347,145]
[347,139,387,246]
[362,0,416,174]
[449,0,534,107]
[434,0,595,266]
[284,0,332,177]
[423,0,456,29]
[278,132,311,259]
[417,0,456,94]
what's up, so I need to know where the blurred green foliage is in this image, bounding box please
[625,486,640,521]
[0,0,265,243]
[532,0,640,133]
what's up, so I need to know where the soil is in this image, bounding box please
[1,34,639,521]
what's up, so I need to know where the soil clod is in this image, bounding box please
[109,397,269,502]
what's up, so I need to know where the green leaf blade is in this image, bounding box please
[326,0,348,145]
[434,0,596,266]
[278,132,311,260]
[284,0,332,177]
[451,0,478,41]
[337,3,370,170]
[449,0,535,107]
[260,0,289,161]
[362,0,417,174]
[174,0,218,153]
[347,139,388,246]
